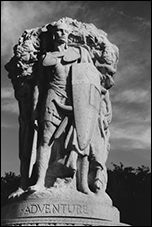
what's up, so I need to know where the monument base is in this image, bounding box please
[1,217,130,226]
[1,185,130,226]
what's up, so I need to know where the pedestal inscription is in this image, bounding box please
[4,202,92,217]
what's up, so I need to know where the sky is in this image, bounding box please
[1,1,151,176]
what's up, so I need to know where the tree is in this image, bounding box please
[107,163,151,226]
[1,172,20,207]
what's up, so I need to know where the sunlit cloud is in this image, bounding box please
[112,89,150,104]
[1,1,84,58]
[1,100,18,114]
[1,86,18,114]
[1,121,17,128]
[110,124,151,150]
[1,87,14,99]
[133,16,151,29]
[111,104,151,125]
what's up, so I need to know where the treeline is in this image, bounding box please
[1,163,151,226]
[106,163,151,226]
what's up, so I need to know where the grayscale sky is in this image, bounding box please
[1,1,151,176]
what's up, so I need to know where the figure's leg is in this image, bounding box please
[94,165,107,194]
[94,166,104,192]
[66,149,78,176]
[78,154,93,195]
[29,121,56,191]
[93,129,110,194]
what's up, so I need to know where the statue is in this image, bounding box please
[5,17,119,200]
[2,17,133,227]
[5,27,41,197]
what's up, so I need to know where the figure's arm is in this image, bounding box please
[42,52,57,66]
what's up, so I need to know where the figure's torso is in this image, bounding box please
[50,56,73,89]
[44,46,81,91]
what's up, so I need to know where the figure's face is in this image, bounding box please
[54,23,69,44]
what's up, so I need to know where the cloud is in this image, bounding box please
[1,121,17,129]
[139,128,151,147]
[109,29,150,99]
[133,16,151,30]
[1,1,84,58]
[112,89,150,104]
[111,104,151,125]
[1,100,18,114]
[109,87,151,128]
[1,86,18,114]
[1,86,14,99]
[110,124,151,150]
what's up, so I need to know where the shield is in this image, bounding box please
[72,62,101,151]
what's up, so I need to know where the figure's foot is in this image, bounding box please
[79,184,94,196]
[8,187,25,199]
[28,183,46,192]
[82,189,93,195]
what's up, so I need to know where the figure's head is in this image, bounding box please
[53,22,69,44]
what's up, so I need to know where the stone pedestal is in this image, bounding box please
[1,186,130,226]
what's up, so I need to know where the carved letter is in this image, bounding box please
[52,204,59,213]
[31,204,38,214]
[60,204,67,214]
[45,204,51,213]
[83,205,89,214]
[76,204,82,214]
[67,204,75,213]
[37,204,45,213]
[24,206,31,214]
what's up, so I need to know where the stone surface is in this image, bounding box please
[1,218,130,226]
[1,187,130,226]
[4,17,119,197]
[2,17,130,227]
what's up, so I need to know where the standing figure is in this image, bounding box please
[28,19,119,195]
[5,28,40,198]
[5,18,119,198]
[28,21,94,192]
